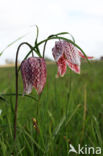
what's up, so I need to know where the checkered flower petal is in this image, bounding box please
[66,60,80,74]
[28,57,47,94]
[56,54,67,77]
[21,59,33,94]
[52,41,64,61]
[63,41,81,66]
[52,40,93,76]
[21,57,47,95]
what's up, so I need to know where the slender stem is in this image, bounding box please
[42,35,55,58]
[14,42,34,140]
[43,40,47,58]
[18,48,33,72]
[66,70,71,119]
[32,51,34,57]
[36,95,41,118]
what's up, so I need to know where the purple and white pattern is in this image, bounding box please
[21,57,47,95]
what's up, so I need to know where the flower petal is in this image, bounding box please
[57,54,67,77]
[37,58,47,94]
[78,51,93,59]
[66,60,80,74]
[21,57,47,95]
[63,41,81,66]
[52,41,64,61]
[28,57,47,94]
[21,59,33,95]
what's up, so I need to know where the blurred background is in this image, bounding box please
[0,0,103,65]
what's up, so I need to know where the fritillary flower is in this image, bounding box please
[21,57,47,95]
[52,40,93,77]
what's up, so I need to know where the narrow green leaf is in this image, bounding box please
[0,93,38,101]
[35,25,39,44]
[65,104,81,126]
[23,135,33,155]
[0,96,9,106]
[24,130,45,153]
[0,96,6,102]
[7,116,13,138]
[91,120,97,143]
[34,25,42,57]
[56,32,69,35]
[0,33,29,54]
[53,115,66,136]
[54,32,75,42]
[17,146,25,156]
[18,123,45,153]
[48,110,55,126]
[92,116,102,146]
[0,141,7,156]
[0,52,2,56]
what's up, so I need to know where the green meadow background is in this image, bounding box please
[0,61,103,156]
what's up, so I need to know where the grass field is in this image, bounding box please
[0,61,103,156]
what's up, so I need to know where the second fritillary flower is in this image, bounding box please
[52,40,93,77]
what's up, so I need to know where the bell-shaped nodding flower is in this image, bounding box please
[52,40,93,77]
[21,57,47,95]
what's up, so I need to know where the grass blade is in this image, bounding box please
[92,116,102,146]
[53,115,66,136]
[0,33,29,54]
[65,104,81,126]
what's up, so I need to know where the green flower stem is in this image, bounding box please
[14,42,35,141]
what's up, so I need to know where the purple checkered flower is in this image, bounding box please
[21,57,47,95]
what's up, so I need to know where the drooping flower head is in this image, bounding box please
[52,40,93,77]
[21,57,47,95]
